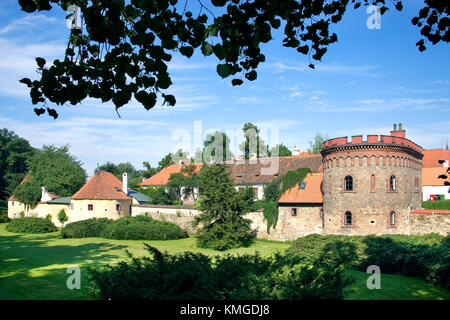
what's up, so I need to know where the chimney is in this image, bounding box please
[122,173,128,195]
[390,123,406,138]
[292,143,300,156]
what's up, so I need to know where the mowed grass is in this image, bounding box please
[422,199,450,210]
[0,223,449,300]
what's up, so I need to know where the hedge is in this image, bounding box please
[88,243,352,300]
[61,218,112,238]
[61,216,188,241]
[287,233,450,290]
[6,217,57,233]
[102,216,188,240]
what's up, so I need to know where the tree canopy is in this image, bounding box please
[239,122,268,159]
[194,164,254,250]
[95,161,142,188]
[307,132,328,154]
[269,143,292,157]
[17,0,449,118]
[0,128,35,200]
[202,131,234,163]
[13,145,87,207]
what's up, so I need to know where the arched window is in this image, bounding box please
[390,175,396,191]
[344,211,352,226]
[390,211,396,225]
[344,175,353,191]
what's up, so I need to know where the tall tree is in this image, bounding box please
[167,164,199,204]
[269,143,292,157]
[157,149,189,171]
[16,1,447,118]
[307,132,328,154]
[202,131,234,164]
[0,128,35,200]
[13,145,86,207]
[239,122,268,159]
[194,164,254,251]
[95,161,141,189]
[141,161,157,179]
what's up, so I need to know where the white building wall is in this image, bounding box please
[423,185,450,201]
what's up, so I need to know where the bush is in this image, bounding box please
[287,233,450,290]
[6,217,57,233]
[61,218,112,238]
[102,216,188,240]
[422,199,450,210]
[196,217,253,251]
[0,208,10,223]
[88,244,352,300]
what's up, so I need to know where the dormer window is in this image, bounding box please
[299,182,306,190]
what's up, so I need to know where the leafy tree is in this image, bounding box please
[269,143,292,157]
[58,209,68,227]
[307,132,328,154]
[239,123,268,159]
[95,161,141,189]
[202,131,234,163]
[13,145,87,207]
[0,128,35,200]
[17,1,447,118]
[150,187,176,205]
[194,164,254,250]
[167,164,199,204]
[141,161,157,179]
[157,149,189,171]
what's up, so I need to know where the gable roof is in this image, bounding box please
[71,170,130,200]
[128,189,150,203]
[278,172,323,204]
[230,154,323,185]
[422,167,449,186]
[422,149,450,168]
[139,164,203,186]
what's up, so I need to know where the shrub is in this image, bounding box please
[0,208,10,223]
[61,218,112,238]
[101,216,188,240]
[88,244,352,300]
[287,233,450,290]
[6,217,57,233]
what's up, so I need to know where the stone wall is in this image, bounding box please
[410,210,450,236]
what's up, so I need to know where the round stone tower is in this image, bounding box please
[321,124,423,235]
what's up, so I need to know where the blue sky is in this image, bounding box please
[0,0,449,175]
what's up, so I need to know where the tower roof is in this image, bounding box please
[71,170,130,200]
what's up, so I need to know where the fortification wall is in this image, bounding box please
[410,210,450,236]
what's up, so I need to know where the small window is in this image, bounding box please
[344,175,353,191]
[299,182,306,190]
[11,201,14,206]
[370,174,375,193]
[320,208,324,218]
[414,177,419,191]
[291,208,297,216]
[390,175,396,191]
[88,204,93,211]
[390,211,396,225]
[70,203,74,210]
[344,211,352,226]
[116,204,121,211]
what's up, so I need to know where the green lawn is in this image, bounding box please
[422,199,450,210]
[0,223,449,300]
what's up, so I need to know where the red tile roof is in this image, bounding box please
[422,149,450,168]
[139,164,203,187]
[278,172,323,204]
[422,167,449,186]
[71,170,130,200]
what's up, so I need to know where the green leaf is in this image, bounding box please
[296,45,309,54]
[46,108,58,119]
[232,79,243,86]
[163,94,176,106]
[211,0,226,7]
[34,107,45,116]
[19,78,33,87]
[201,42,213,56]
[216,64,233,78]
[36,57,46,68]
[244,70,257,81]
[156,74,172,89]
[179,46,194,58]
[18,0,37,13]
